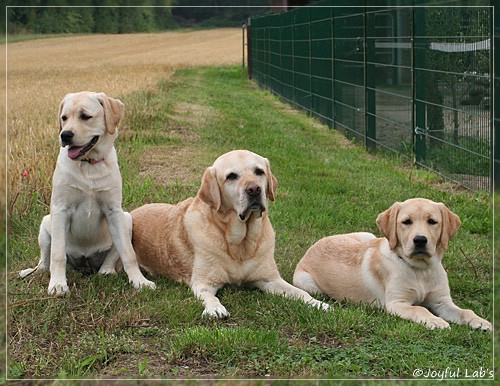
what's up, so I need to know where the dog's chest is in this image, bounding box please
[67,193,107,235]
[403,268,440,305]
[223,239,274,286]
[226,237,259,259]
[53,163,120,214]
[71,192,103,218]
[54,180,112,239]
[224,257,261,285]
[68,171,117,194]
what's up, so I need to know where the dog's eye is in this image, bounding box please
[61,115,67,122]
[226,172,238,181]
[428,219,438,225]
[255,168,265,176]
[402,219,412,225]
[80,113,92,121]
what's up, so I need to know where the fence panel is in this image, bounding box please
[248,2,493,191]
[293,7,311,111]
[280,11,295,104]
[414,7,491,190]
[367,7,413,153]
[333,6,366,143]
[310,6,333,124]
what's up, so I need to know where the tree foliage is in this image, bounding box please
[5,0,176,34]
[4,0,271,34]
[172,0,270,27]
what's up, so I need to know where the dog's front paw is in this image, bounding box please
[48,280,69,296]
[130,277,156,290]
[308,299,331,311]
[424,317,450,330]
[202,304,230,319]
[468,317,492,331]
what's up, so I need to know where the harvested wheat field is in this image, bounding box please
[7,29,241,217]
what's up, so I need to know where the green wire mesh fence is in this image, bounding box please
[248,0,492,191]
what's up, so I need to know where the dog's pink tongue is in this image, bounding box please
[68,146,83,159]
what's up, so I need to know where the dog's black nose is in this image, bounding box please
[60,130,74,145]
[246,183,261,197]
[413,235,428,248]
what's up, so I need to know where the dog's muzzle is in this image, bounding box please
[60,130,74,146]
[411,235,429,257]
[64,135,100,160]
[239,183,266,221]
[239,201,266,221]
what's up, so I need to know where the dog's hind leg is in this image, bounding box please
[293,269,323,296]
[38,215,51,270]
[19,215,51,278]
[98,248,120,275]
[257,277,330,311]
[99,212,128,275]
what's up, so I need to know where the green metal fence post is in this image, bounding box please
[247,18,252,79]
[365,8,376,151]
[494,1,499,190]
[265,25,270,89]
[331,6,335,129]
[306,6,311,111]
[413,6,426,163]
[292,9,296,108]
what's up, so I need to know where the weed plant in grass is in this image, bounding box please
[8,66,493,380]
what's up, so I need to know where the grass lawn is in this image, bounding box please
[7,66,494,381]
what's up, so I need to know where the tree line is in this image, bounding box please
[5,0,270,34]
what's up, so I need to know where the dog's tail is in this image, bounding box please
[19,260,43,279]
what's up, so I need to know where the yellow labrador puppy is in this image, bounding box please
[293,198,491,330]
[20,92,156,295]
[132,150,329,318]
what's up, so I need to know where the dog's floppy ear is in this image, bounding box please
[96,93,124,134]
[58,99,65,132]
[376,202,401,250]
[58,93,73,132]
[198,166,221,211]
[438,203,461,250]
[265,159,278,202]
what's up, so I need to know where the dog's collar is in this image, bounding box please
[81,157,105,165]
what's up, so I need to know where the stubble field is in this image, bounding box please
[7,29,242,216]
